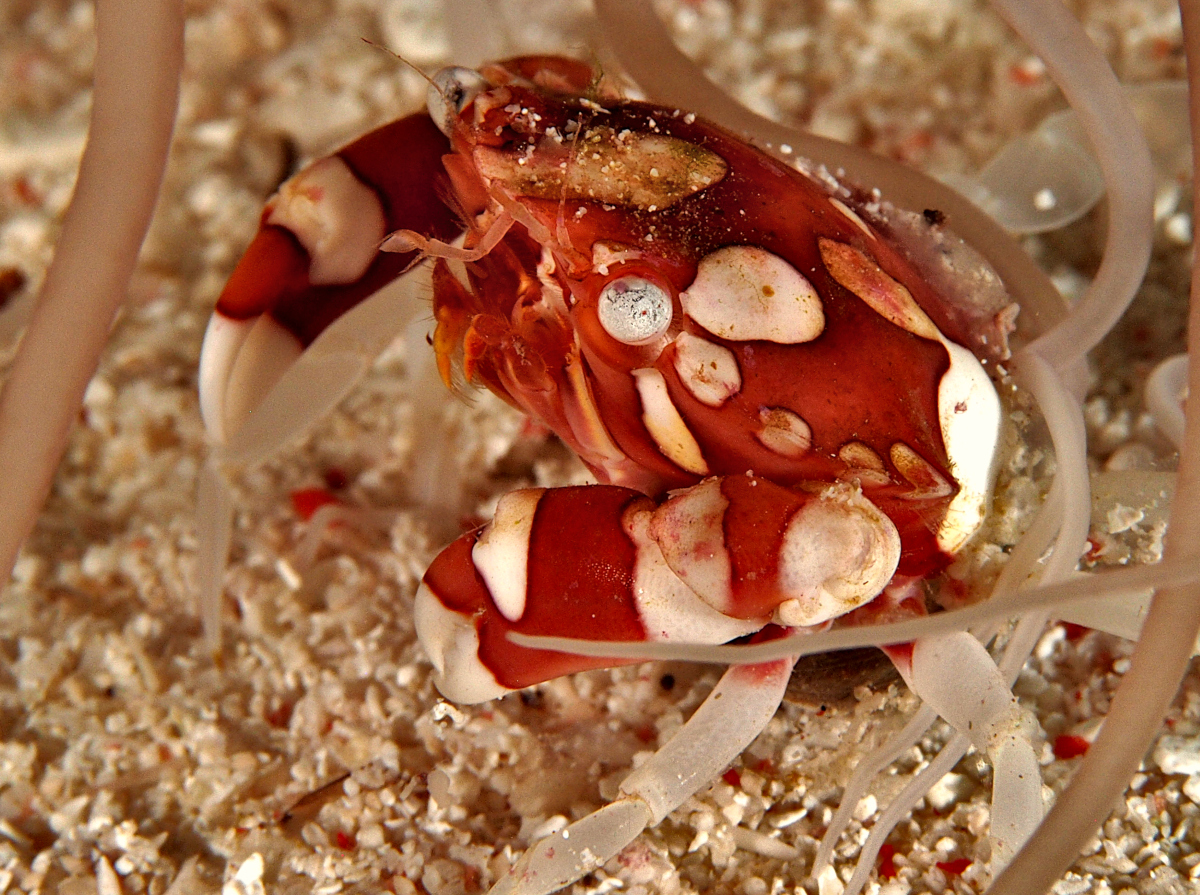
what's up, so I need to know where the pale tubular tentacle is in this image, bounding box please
[195,462,234,656]
[991,1,1200,890]
[812,703,938,877]
[1003,0,1154,371]
[845,732,969,895]
[0,0,184,582]
[1146,353,1188,448]
[485,657,797,895]
[293,504,399,571]
[508,553,1200,662]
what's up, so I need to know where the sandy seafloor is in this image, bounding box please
[0,0,1196,893]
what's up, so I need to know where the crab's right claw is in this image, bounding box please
[200,112,462,454]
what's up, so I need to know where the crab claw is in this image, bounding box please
[414,476,899,703]
[200,112,461,456]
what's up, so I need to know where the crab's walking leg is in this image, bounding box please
[200,112,462,453]
[886,632,1044,871]
[487,655,796,895]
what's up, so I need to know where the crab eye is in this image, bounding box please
[597,277,674,345]
[428,66,488,136]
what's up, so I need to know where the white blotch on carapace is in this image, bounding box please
[837,441,889,484]
[633,367,709,474]
[624,500,760,643]
[889,442,954,499]
[755,406,813,457]
[774,484,902,626]
[680,246,825,343]
[647,478,735,615]
[672,332,742,406]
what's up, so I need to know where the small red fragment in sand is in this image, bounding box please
[335,831,356,850]
[291,487,340,520]
[265,703,293,729]
[1053,734,1090,759]
[1061,622,1091,641]
[722,768,741,788]
[936,857,971,876]
[878,843,897,879]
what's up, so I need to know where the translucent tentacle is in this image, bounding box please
[0,0,183,581]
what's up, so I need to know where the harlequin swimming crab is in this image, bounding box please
[200,55,1045,894]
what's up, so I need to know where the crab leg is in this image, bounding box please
[199,112,461,453]
[486,655,796,895]
[885,631,1044,871]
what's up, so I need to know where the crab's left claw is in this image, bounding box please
[200,112,462,457]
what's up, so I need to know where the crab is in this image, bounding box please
[197,54,1050,894]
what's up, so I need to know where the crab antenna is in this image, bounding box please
[360,38,441,92]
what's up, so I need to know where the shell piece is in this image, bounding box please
[672,332,742,407]
[471,488,545,622]
[633,367,709,474]
[266,156,386,287]
[681,246,825,344]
